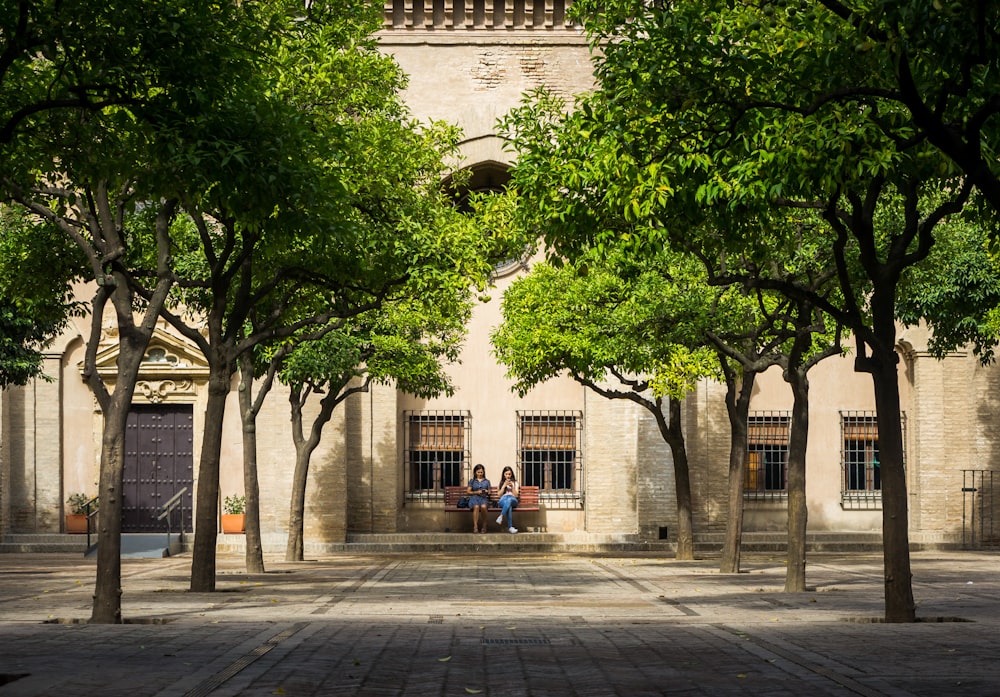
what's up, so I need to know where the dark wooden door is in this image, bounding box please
[122,405,194,532]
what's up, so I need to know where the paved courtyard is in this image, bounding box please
[0,549,997,696]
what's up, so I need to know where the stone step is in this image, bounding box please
[691,532,886,553]
[0,534,90,554]
[3,531,969,555]
[0,533,184,556]
[217,531,893,555]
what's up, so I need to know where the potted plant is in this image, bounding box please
[66,493,97,534]
[221,494,246,534]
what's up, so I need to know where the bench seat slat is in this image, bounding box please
[443,485,540,512]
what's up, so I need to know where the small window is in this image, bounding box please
[143,347,177,364]
[518,411,583,507]
[404,411,470,498]
[744,412,789,501]
[841,411,904,510]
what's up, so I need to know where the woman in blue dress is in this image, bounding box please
[495,466,519,534]
[467,463,491,533]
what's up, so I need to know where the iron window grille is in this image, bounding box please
[517,410,583,508]
[841,411,905,510]
[744,412,790,502]
[404,410,471,501]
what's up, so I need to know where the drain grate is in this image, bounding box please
[482,638,550,646]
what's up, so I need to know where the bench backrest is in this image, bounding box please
[515,486,539,508]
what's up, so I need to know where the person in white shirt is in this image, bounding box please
[495,466,519,534]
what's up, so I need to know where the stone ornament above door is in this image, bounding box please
[82,328,210,405]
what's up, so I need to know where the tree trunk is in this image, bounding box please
[852,279,916,622]
[89,286,164,622]
[784,365,809,592]
[238,354,265,574]
[651,397,694,560]
[90,396,129,623]
[285,385,337,562]
[190,367,231,592]
[870,356,915,622]
[720,372,755,574]
[286,446,310,562]
[89,198,178,621]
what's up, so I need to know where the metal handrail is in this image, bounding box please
[84,496,99,552]
[156,488,188,521]
[157,487,188,552]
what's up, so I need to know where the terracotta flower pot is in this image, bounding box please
[66,513,89,534]
[221,513,245,534]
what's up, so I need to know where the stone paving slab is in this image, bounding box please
[0,550,997,696]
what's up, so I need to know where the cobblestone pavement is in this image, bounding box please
[0,550,997,696]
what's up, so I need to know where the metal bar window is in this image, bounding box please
[518,410,583,508]
[404,411,471,499]
[744,412,789,502]
[841,411,905,510]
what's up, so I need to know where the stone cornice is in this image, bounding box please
[83,328,210,387]
[377,31,589,47]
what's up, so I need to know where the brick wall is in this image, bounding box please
[635,403,679,541]
[346,381,401,534]
[583,387,638,534]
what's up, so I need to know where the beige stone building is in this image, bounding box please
[0,1,996,553]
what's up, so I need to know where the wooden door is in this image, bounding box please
[122,405,194,532]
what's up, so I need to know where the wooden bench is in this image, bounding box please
[443,485,540,513]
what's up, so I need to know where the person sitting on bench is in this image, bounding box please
[495,466,519,534]
[467,463,491,534]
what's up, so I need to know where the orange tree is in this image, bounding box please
[501,0,1000,621]
[1,0,293,623]
[149,1,500,590]
[492,247,720,561]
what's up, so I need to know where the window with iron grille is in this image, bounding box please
[518,411,583,506]
[404,411,470,498]
[744,412,789,501]
[841,411,904,509]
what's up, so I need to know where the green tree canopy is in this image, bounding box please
[0,207,86,385]
[0,0,363,622]
[493,246,719,559]
[276,288,472,561]
[136,1,501,590]
[496,0,1000,620]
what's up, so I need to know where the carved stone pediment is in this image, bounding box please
[82,329,210,404]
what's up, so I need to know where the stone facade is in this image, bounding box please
[0,1,996,550]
